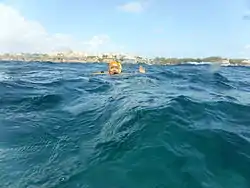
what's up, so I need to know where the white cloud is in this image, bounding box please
[117,1,149,13]
[0,3,115,54]
[245,44,250,49]
[86,35,110,50]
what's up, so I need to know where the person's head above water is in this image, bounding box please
[108,60,122,75]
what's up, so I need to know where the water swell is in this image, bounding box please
[0,62,250,187]
[63,95,250,187]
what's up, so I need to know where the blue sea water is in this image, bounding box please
[0,61,250,188]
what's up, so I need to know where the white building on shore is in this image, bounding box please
[242,59,250,64]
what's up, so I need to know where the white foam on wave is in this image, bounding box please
[0,72,10,82]
[185,62,211,65]
[185,62,250,67]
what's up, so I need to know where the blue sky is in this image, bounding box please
[1,0,250,58]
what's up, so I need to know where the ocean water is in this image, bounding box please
[0,61,250,188]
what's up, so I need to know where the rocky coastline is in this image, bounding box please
[0,52,249,66]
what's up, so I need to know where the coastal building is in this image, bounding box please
[242,59,250,64]
[221,59,230,64]
[0,51,152,63]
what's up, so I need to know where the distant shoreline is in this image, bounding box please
[1,60,250,67]
[0,53,250,66]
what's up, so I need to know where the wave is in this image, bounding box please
[0,61,250,187]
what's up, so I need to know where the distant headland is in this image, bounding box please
[0,51,249,66]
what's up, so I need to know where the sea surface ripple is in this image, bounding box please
[0,61,250,188]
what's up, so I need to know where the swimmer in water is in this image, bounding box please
[109,60,122,75]
[93,60,145,75]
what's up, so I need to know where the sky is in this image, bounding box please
[0,0,250,58]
